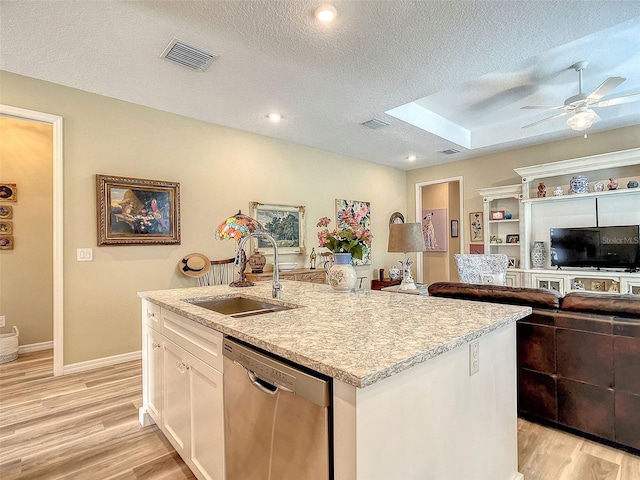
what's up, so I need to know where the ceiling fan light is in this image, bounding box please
[567,108,597,131]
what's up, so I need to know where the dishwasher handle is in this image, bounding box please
[247,369,293,395]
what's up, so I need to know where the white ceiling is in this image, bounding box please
[1,1,639,171]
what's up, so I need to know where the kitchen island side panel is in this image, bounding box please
[334,323,520,480]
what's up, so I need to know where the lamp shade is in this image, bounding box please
[388,223,426,253]
[215,211,264,242]
[567,107,598,131]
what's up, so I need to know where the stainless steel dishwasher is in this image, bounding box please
[222,337,332,480]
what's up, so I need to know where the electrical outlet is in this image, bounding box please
[0,316,5,328]
[469,341,479,376]
[77,248,93,262]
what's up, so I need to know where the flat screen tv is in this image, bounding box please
[550,225,640,270]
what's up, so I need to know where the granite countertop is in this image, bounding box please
[139,281,531,388]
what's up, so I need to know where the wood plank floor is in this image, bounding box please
[1,350,639,479]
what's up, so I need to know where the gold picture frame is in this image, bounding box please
[0,183,17,202]
[0,205,13,219]
[96,174,181,246]
[249,202,306,254]
[0,221,13,235]
[469,211,483,243]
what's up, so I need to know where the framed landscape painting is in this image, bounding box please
[250,202,306,254]
[96,174,181,245]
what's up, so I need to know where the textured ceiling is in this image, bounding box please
[1,1,639,170]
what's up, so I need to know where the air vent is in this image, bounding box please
[439,148,460,155]
[361,118,390,129]
[160,38,218,72]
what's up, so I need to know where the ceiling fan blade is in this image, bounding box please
[521,105,565,110]
[586,76,625,101]
[596,91,640,107]
[522,111,570,129]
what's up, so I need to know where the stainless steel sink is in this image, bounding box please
[185,296,297,318]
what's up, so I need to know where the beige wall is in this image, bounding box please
[0,116,53,345]
[407,125,640,254]
[0,71,407,365]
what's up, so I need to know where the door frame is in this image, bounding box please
[1,104,64,375]
[414,176,464,283]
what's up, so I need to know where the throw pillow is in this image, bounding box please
[480,273,505,285]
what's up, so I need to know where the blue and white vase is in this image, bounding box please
[328,253,357,292]
[569,175,589,194]
[531,241,547,269]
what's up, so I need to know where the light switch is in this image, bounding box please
[77,248,93,261]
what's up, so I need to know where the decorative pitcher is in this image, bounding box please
[327,253,357,292]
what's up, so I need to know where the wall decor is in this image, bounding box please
[250,202,306,254]
[0,206,12,219]
[0,183,17,202]
[0,236,14,250]
[469,243,484,254]
[96,174,181,246]
[336,198,371,265]
[507,257,516,268]
[450,219,459,238]
[469,211,483,243]
[389,212,404,226]
[421,208,447,252]
[0,221,12,235]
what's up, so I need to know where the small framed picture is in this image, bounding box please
[0,236,14,249]
[0,205,12,219]
[506,234,520,244]
[450,219,459,238]
[490,210,505,220]
[469,211,483,243]
[591,281,604,291]
[0,184,17,202]
[469,244,484,254]
[0,221,12,235]
[507,257,516,268]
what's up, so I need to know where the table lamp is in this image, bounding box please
[387,222,427,290]
[215,211,265,287]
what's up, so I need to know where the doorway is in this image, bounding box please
[415,177,463,285]
[0,105,63,375]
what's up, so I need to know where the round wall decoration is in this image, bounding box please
[389,212,405,226]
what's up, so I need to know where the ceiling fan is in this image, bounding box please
[521,61,640,132]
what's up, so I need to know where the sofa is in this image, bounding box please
[428,281,640,453]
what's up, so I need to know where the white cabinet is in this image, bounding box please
[141,303,225,480]
[529,269,640,296]
[142,325,164,426]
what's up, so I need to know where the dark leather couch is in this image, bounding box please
[428,281,640,453]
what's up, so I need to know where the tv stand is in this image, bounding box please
[530,269,640,295]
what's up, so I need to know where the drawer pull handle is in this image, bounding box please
[147,311,156,319]
[152,342,161,350]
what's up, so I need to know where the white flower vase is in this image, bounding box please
[531,241,547,269]
[328,253,357,292]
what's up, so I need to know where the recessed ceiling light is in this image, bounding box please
[314,4,337,23]
[267,113,282,122]
[407,155,417,161]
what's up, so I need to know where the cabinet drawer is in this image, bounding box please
[162,309,223,372]
[142,299,162,332]
[294,272,325,284]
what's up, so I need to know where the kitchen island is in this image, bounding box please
[139,281,531,480]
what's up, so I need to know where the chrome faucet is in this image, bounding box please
[237,232,283,299]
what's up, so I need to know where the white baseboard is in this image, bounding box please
[18,341,53,354]
[63,350,142,375]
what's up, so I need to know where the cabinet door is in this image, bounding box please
[163,340,191,454]
[188,354,225,480]
[143,326,164,425]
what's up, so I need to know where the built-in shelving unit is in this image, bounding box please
[476,184,523,286]
[477,148,640,293]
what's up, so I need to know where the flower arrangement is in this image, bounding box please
[316,215,372,260]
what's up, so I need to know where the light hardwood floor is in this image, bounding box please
[1,350,639,479]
